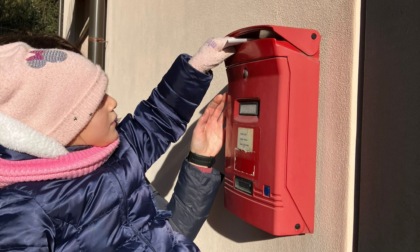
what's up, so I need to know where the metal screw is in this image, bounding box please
[243,68,248,79]
[311,33,317,40]
[295,224,301,230]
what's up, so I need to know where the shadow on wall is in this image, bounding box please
[151,86,276,243]
[151,120,195,195]
[206,185,278,242]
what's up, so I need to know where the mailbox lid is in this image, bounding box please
[225,25,320,67]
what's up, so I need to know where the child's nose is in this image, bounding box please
[106,95,117,110]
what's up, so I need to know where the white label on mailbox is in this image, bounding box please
[237,127,254,152]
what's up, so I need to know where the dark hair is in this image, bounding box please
[0,33,82,54]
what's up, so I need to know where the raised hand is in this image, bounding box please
[190,93,226,157]
[188,37,235,73]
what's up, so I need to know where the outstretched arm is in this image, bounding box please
[119,38,233,171]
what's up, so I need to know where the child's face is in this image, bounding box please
[68,94,119,147]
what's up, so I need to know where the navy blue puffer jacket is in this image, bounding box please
[0,55,219,251]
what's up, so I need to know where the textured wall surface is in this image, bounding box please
[67,1,361,251]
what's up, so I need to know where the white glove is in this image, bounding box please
[188,37,235,73]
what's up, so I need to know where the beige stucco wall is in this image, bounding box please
[65,0,360,251]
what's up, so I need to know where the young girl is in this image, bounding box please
[0,35,234,251]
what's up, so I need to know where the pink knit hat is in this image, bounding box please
[0,42,108,158]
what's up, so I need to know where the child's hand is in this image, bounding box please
[190,93,226,157]
[188,37,235,73]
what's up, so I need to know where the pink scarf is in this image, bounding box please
[0,139,119,188]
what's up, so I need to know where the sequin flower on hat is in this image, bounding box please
[26,49,68,68]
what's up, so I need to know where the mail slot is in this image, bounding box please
[224,25,320,236]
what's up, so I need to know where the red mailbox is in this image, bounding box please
[224,25,320,236]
